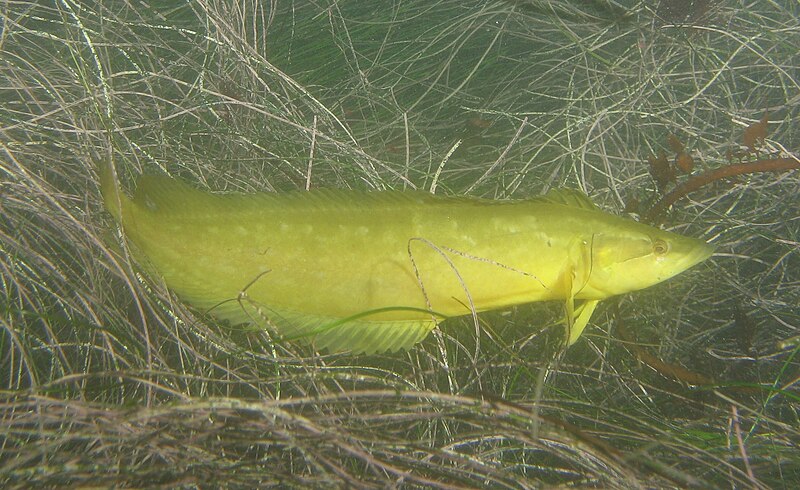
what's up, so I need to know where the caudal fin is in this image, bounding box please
[97,159,129,222]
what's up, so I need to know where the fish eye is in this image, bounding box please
[652,238,669,256]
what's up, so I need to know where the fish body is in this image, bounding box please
[100,166,714,353]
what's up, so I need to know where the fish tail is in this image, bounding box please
[97,159,129,222]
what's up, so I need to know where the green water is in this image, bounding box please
[1,1,798,487]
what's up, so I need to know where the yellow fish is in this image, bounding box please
[99,163,714,354]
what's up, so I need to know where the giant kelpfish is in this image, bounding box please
[99,161,714,354]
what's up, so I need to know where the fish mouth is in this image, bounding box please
[654,239,714,285]
[684,240,716,269]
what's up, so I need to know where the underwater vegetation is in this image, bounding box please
[1,0,799,488]
[643,116,800,221]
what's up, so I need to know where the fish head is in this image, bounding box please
[586,220,714,297]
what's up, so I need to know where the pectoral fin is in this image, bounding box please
[563,265,576,331]
[562,237,596,345]
[567,299,600,345]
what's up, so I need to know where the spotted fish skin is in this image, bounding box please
[100,164,714,353]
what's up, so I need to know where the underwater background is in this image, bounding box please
[1,1,798,487]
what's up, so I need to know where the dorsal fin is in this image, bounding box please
[537,188,598,210]
[131,174,495,215]
[132,174,220,213]
[134,176,599,216]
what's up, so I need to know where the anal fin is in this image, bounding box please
[205,297,438,354]
[311,318,437,354]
